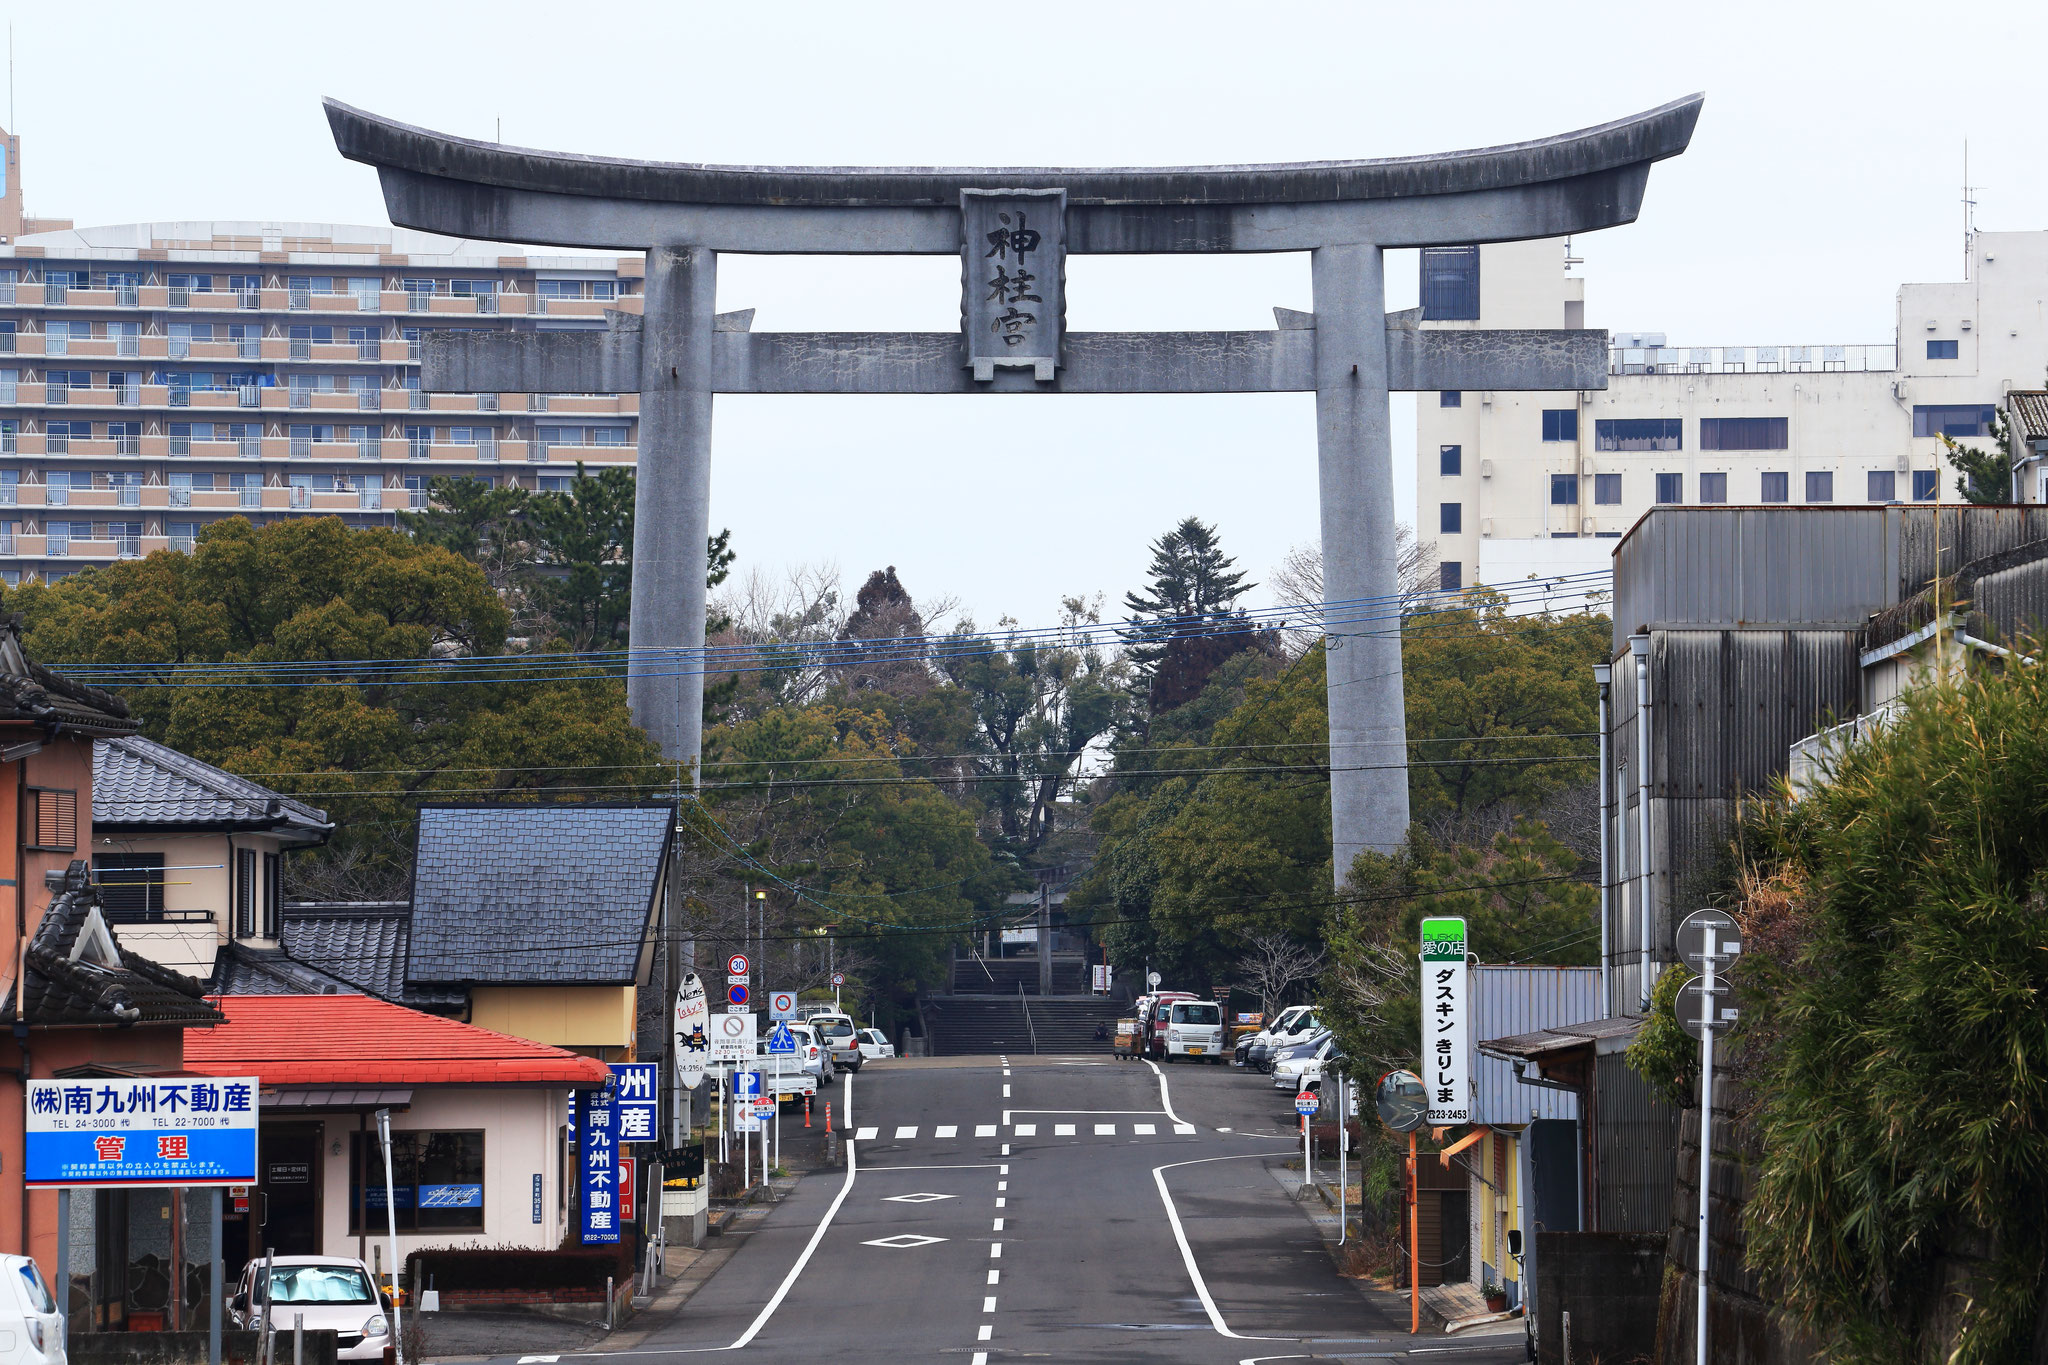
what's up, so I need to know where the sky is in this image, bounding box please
[8,0,2046,629]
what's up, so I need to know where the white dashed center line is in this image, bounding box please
[995,1197,1006,1208]
[983,1296,997,1312]
[986,1269,999,1285]
[990,1242,1002,1258]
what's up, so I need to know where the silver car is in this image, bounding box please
[807,1013,864,1073]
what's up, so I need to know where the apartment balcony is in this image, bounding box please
[535,295,616,318]
[48,337,121,360]
[10,284,43,307]
[537,443,638,466]
[10,535,44,556]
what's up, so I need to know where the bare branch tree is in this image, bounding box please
[1269,527,1438,655]
[1236,932,1327,1019]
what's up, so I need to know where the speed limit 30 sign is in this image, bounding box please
[727,953,750,977]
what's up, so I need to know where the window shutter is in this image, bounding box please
[30,788,77,851]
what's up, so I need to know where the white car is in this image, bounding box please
[1163,999,1227,1063]
[230,1256,391,1361]
[0,1254,64,1365]
[856,1028,895,1060]
[806,1013,864,1073]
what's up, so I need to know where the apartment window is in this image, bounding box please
[1655,473,1682,504]
[1541,409,1579,442]
[1912,404,1996,439]
[1701,417,1790,450]
[1868,470,1897,502]
[1595,418,1683,452]
[1925,339,1958,360]
[1438,561,1462,591]
[1439,391,1462,408]
[1549,473,1579,505]
[1593,473,1622,505]
[0,470,15,507]
[46,471,70,506]
[169,473,192,508]
[234,847,258,937]
[168,521,198,552]
[1439,445,1461,476]
[538,475,574,493]
[590,428,628,447]
[407,426,432,460]
[350,1130,485,1233]
[1805,471,1834,503]
[1439,502,1462,535]
[0,522,13,556]
[94,854,166,924]
[1912,470,1939,500]
[1761,472,1789,503]
[1699,472,1728,504]
[404,474,429,509]
[1418,246,1480,321]
[28,788,78,852]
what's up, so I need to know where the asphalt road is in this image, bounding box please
[494,1055,1530,1364]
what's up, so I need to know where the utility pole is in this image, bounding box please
[1037,879,1052,997]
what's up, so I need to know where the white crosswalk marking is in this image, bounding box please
[975,1124,997,1136]
[1174,1123,1197,1135]
[1013,1125,1036,1137]
[1054,1124,1076,1136]
[977,1325,993,1341]
[894,1126,917,1139]
[993,1218,1004,1231]
[1094,1123,1115,1135]
[855,1127,879,1140]
[1132,1123,1156,1135]
[935,1125,958,1138]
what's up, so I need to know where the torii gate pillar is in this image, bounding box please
[326,94,1702,885]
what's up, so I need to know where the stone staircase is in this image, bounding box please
[1021,997,1125,1054]
[924,995,1032,1056]
[950,955,1090,995]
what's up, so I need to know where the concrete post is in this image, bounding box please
[1037,882,1052,996]
[630,244,718,773]
[1312,243,1410,882]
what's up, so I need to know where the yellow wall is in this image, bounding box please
[470,985,637,1054]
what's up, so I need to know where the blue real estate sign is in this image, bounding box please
[26,1077,260,1187]
[579,1077,620,1244]
[608,1062,659,1143]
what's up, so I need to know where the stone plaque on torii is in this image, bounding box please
[325,95,1701,882]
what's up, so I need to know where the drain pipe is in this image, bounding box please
[1629,634,1654,1011]
[1592,662,1613,1014]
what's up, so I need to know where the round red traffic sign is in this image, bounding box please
[728,954,750,976]
[728,983,750,1007]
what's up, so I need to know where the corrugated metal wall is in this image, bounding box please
[1470,966,1603,1124]
[1613,506,2048,652]
[1594,1050,1679,1234]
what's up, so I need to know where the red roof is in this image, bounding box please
[184,995,611,1087]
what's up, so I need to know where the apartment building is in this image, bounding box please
[0,125,640,584]
[1418,231,2048,591]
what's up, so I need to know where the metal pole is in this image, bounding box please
[209,1189,222,1365]
[375,1109,405,1365]
[1301,1109,1311,1192]
[294,1312,303,1365]
[1631,633,1654,1010]
[1337,1076,1347,1245]
[1593,663,1613,1012]
[53,1189,69,1351]
[1408,1132,1420,1335]
[1696,929,1717,1365]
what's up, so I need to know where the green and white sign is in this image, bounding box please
[1420,917,1470,1125]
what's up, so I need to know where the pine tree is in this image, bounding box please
[1119,517,1267,714]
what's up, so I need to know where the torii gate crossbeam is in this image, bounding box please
[326,95,1701,885]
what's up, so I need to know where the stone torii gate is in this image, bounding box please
[325,95,1700,881]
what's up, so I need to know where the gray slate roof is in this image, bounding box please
[281,903,463,1009]
[94,736,331,839]
[407,805,672,986]
[211,943,359,997]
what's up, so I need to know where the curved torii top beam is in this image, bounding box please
[326,95,1701,210]
[322,95,1703,253]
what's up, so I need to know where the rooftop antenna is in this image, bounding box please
[1962,140,1979,281]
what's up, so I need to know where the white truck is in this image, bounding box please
[1162,998,1228,1063]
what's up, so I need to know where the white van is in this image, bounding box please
[0,1254,64,1365]
[1164,999,1227,1063]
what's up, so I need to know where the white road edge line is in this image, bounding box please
[1141,1058,1192,1128]
[724,1074,862,1350]
[1152,1149,1295,1343]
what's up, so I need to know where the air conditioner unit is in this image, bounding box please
[1893,380,1911,400]
[1960,318,1973,331]
[1925,319,1938,331]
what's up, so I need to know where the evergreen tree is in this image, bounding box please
[1119,517,1266,715]
[1940,412,2016,504]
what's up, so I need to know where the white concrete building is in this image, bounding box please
[1417,232,2048,591]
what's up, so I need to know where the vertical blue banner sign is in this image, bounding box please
[580,1075,620,1244]
[609,1062,659,1143]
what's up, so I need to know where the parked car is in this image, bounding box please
[230,1256,390,1362]
[1131,991,1201,1059]
[1162,998,1227,1063]
[760,1022,830,1097]
[1270,1032,1334,1091]
[807,1012,864,1073]
[1244,1004,1321,1073]
[0,1253,64,1365]
[856,1028,896,1060]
